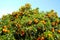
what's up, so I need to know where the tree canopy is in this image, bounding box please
[0,3,60,40]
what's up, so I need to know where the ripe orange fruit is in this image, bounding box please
[52,22,55,26]
[3,26,7,29]
[37,37,41,40]
[2,29,7,33]
[57,30,60,33]
[19,12,24,16]
[28,20,32,25]
[48,34,52,37]
[16,23,21,28]
[41,36,45,40]
[47,14,51,18]
[21,30,25,36]
[51,28,54,32]
[15,15,18,18]
[25,3,31,8]
[55,23,58,26]
[34,18,38,24]
[41,20,46,24]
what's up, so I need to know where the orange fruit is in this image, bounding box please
[48,34,52,37]
[57,30,60,33]
[3,26,7,29]
[37,37,41,40]
[47,14,51,18]
[41,20,46,24]
[25,3,31,8]
[15,15,18,18]
[41,36,45,40]
[21,30,25,36]
[34,18,38,24]
[19,12,24,16]
[2,29,7,33]
[52,22,55,26]
[28,20,32,25]
[16,24,21,28]
[51,28,54,32]
[55,23,58,26]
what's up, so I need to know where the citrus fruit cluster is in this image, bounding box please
[0,3,60,40]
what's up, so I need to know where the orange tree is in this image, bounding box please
[0,3,60,40]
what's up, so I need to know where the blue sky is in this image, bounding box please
[0,0,60,18]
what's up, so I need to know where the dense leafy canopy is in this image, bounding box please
[0,3,60,40]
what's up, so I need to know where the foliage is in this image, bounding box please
[0,3,60,40]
